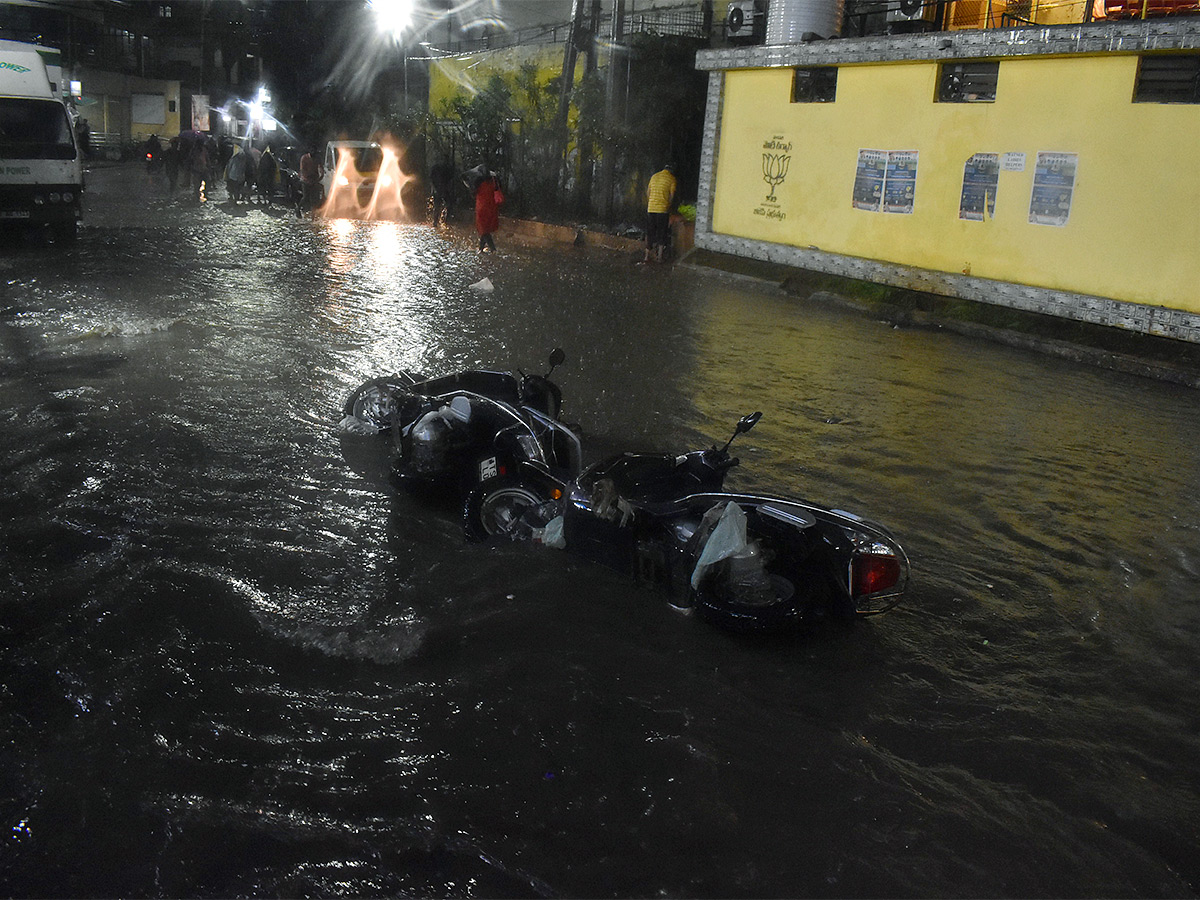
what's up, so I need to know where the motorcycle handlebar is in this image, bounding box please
[700,448,739,471]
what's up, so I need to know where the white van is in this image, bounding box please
[0,40,84,239]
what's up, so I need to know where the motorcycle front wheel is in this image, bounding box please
[343,374,423,432]
[464,477,555,541]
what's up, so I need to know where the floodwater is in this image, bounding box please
[2,166,1198,898]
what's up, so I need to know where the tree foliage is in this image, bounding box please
[419,33,707,226]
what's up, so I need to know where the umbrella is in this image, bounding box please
[463,164,489,190]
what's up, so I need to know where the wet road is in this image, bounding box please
[2,165,1198,898]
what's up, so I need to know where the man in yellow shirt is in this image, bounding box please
[645,164,677,263]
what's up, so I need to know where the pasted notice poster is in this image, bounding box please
[191,94,210,132]
[852,149,887,211]
[883,150,918,214]
[853,150,919,214]
[1029,151,1078,227]
[959,153,999,221]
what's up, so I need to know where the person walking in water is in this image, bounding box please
[644,163,677,263]
[256,146,278,206]
[429,159,455,228]
[466,164,502,252]
[225,144,251,203]
[298,147,322,217]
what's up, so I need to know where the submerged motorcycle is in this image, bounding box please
[342,348,583,498]
[463,412,909,631]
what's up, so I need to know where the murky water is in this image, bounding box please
[2,167,1198,898]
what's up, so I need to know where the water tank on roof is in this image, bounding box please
[765,0,845,42]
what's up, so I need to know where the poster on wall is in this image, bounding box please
[1029,151,1078,227]
[1001,152,1025,172]
[959,153,999,221]
[883,150,918,214]
[852,149,887,211]
[191,94,210,132]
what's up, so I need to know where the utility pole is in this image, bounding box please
[577,0,603,212]
[555,0,587,194]
[599,0,626,222]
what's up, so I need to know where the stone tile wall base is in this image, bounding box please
[695,231,1200,344]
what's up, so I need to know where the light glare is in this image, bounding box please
[369,0,415,39]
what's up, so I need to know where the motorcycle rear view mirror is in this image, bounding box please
[737,411,763,434]
[719,411,763,455]
[546,348,566,375]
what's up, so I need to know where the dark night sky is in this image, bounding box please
[258,0,579,118]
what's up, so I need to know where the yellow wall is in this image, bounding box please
[711,55,1200,312]
[131,82,181,140]
[428,44,576,116]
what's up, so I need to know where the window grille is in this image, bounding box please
[793,67,838,103]
[937,61,999,103]
[1134,54,1200,104]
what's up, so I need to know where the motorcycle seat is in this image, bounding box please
[590,455,689,504]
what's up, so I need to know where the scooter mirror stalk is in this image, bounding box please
[547,348,566,375]
[719,411,764,455]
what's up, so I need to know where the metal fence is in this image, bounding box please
[435,5,712,54]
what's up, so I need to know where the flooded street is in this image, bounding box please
[2,165,1198,898]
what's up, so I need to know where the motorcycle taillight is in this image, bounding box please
[851,551,901,597]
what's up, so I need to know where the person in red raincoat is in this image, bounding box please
[469,167,501,252]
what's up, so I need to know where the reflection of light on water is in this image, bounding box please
[324,218,358,276]
[320,142,415,222]
[317,217,437,388]
[367,222,413,279]
[322,217,415,281]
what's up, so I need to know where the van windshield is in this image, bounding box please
[336,145,381,173]
[354,147,382,172]
[0,98,76,160]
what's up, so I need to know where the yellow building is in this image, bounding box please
[695,20,1200,342]
[76,67,181,148]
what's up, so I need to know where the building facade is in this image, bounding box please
[694,20,1200,343]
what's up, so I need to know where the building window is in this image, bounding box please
[793,67,837,103]
[1134,54,1200,103]
[168,99,177,113]
[937,61,999,102]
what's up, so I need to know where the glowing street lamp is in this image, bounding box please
[369,0,418,113]
[369,0,416,41]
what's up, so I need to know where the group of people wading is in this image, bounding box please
[142,136,678,259]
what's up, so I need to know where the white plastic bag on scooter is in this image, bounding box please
[691,501,749,589]
[692,502,777,606]
[533,514,567,550]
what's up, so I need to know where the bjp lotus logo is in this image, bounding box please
[762,153,791,202]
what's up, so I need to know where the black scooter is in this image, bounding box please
[342,349,582,499]
[463,412,909,632]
